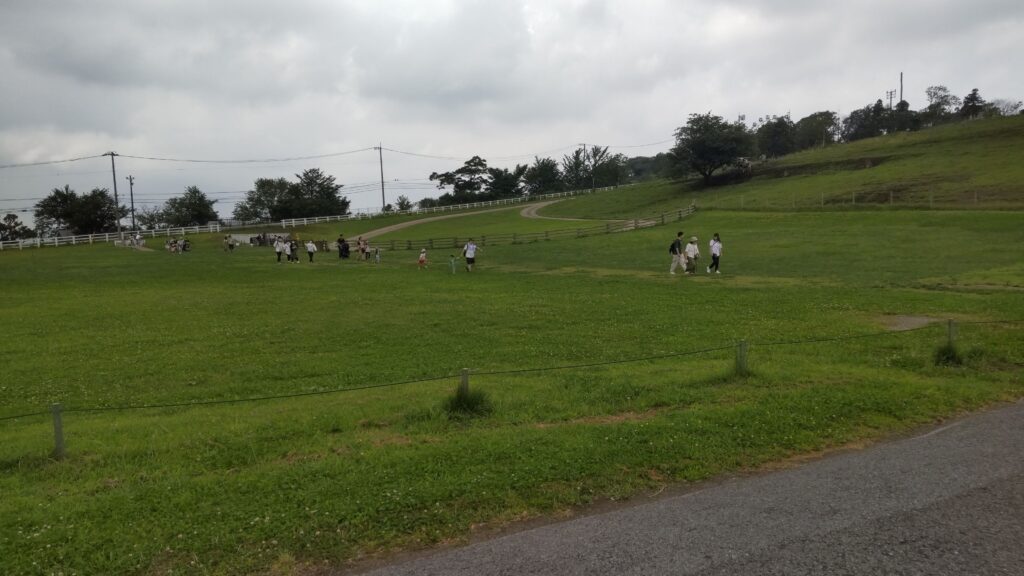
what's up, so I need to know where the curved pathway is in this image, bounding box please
[352,401,1024,575]
[520,199,658,231]
[357,205,527,240]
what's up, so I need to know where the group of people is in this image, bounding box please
[164,238,191,253]
[670,232,722,275]
[272,236,320,263]
[417,239,479,272]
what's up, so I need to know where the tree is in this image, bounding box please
[560,148,589,190]
[891,100,920,132]
[841,100,887,142]
[626,153,676,181]
[0,213,34,240]
[986,99,1023,117]
[756,115,796,158]
[922,85,961,124]
[959,88,986,119]
[233,177,290,221]
[672,112,754,184]
[135,205,167,230]
[428,156,489,205]
[33,185,126,236]
[163,186,219,227]
[523,157,563,195]
[592,152,629,187]
[395,195,414,211]
[485,164,528,199]
[794,111,839,150]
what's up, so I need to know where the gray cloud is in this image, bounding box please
[1,0,1022,218]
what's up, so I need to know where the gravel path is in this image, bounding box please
[351,400,1024,575]
[356,206,524,240]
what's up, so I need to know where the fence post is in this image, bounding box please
[735,340,749,376]
[947,319,957,348]
[389,240,395,251]
[481,235,486,246]
[929,193,934,209]
[512,233,517,244]
[459,368,470,395]
[852,191,856,205]
[660,213,665,225]
[51,403,65,461]
[820,191,824,207]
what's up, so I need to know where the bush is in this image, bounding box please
[934,343,963,366]
[443,386,493,420]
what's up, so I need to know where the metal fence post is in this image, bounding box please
[947,319,957,348]
[460,368,470,395]
[735,340,749,376]
[51,403,65,460]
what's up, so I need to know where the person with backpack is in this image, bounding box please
[669,231,684,275]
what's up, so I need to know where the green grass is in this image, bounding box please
[2,119,1024,575]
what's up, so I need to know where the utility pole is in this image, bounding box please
[885,89,896,110]
[899,72,904,104]
[377,144,386,211]
[104,152,122,239]
[125,175,136,231]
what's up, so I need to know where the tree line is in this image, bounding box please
[5,84,1018,239]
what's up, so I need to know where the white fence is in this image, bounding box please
[0,224,221,251]
[2,185,631,251]
[278,186,627,228]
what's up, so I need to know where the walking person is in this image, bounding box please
[340,238,350,259]
[707,233,722,274]
[684,236,701,274]
[418,248,428,270]
[669,231,684,275]
[306,240,318,263]
[462,238,479,272]
[290,240,299,263]
[336,235,345,259]
[274,237,284,263]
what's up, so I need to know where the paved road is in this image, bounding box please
[355,401,1024,575]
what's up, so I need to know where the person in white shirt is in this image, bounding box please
[274,237,284,263]
[684,236,700,274]
[418,248,428,270]
[707,233,722,274]
[462,239,479,272]
[305,240,318,263]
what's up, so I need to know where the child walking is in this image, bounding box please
[707,233,722,274]
[418,248,428,269]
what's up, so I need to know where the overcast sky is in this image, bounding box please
[1,0,1022,222]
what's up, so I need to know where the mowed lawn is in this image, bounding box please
[1,206,1023,575]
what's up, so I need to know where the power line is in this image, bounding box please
[0,154,106,170]
[117,147,377,164]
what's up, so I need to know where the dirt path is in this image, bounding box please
[356,205,526,240]
[520,199,658,231]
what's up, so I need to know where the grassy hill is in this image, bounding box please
[540,115,1024,219]
[1,118,1023,575]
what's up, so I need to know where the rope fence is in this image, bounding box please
[3,318,1021,461]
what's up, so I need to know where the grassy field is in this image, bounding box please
[2,119,1024,575]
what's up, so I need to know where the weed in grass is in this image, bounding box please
[934,343,963,366]
[443,387,494,420]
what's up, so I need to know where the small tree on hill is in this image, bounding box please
[959,88,986,119]
[523,156,563,195]
[0,213,34,240]
[429,156,489,205]
[395,195,414,211]
[163,186,219,227]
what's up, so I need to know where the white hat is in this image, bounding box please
[690,236,698,242]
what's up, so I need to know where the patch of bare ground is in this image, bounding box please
[877,314,940,331]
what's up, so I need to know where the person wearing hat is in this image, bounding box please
[684,236,701,274]
[418,248,428,269]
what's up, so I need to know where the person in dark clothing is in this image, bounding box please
[669,231,684,275]
[340,239,351,259]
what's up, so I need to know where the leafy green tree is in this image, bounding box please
[33,185,126,236]
[163,186,219,227]
[794,111,839,150]
[959,88,986,119]
[672,113,754,184]
[985,99,1023,117]
[233,177,290,221]
[395,195,414,211]
[560,148,589,190]
[428,156,489,205]
[485,164,528,199]
[841,100,887,142]
[625,153,675,181]
[891,100,920,132]
[276,168,350,219]
[0,213,34,240]
[523,156,563,195]
[592,152,629,187]
[756,115,796,158]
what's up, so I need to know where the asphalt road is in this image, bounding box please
[355,400,1024,576]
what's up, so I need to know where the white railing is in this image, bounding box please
[2,184,632,250]
[278,185,629,228]
[0,223,221,251]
